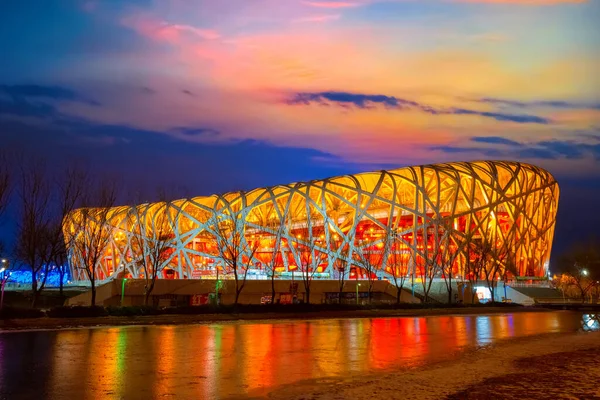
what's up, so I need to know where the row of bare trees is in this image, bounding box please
[0,155,120,307]
[205,208,521,306]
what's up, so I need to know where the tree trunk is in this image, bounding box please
[447,276,453,305]
[338,272,344,304]
[90,280,96,306]
[144,278,155,306]
[305,287,310,304]
[31,290,40,308]
[59,268,64,298]
[235,288,241,306]
[233,272,240,306]
[30,270,39,308]
[271,274,276,305]
[396,286,401,304]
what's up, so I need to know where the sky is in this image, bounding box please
[1,0,599,262]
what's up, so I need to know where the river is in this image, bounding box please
[0,311,596,399]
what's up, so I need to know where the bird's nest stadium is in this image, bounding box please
[64,161,559,283]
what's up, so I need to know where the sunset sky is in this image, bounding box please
[1,0,599,258]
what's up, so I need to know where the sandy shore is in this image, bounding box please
[0,306,548,331]
[262,331,600,400]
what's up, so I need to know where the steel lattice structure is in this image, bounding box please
[65,161,559,282]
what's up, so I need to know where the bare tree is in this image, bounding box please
[129,201,176,305]
[66,180,118,306]
[418,224,442,303]
[481,229,515,303]
[559,239,600,302]
[48,165,87,299]
[437,219,460,304]
[461,231,488,304]
[14,160,54,307]
[292,212,327,304]
[329,233,350,304]
[263,202,289,305]
[384,230,411,304]
[356,238,383,303]
[212,196,259,306]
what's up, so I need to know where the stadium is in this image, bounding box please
[64,160,558,293]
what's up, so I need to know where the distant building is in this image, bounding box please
[65,161,559,283]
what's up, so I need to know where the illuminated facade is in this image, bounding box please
[65,161,558,282]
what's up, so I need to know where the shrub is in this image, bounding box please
[0,307,45,319]
[46,306,108,318]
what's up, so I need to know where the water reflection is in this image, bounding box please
[0,311,591,399]
[582,314,599,332]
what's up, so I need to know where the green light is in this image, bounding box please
[121,278,127,306]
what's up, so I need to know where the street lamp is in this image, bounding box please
[0,264,8,310]
[582,269,589,276]
[356,283,361,305]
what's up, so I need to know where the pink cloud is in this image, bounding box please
[122,15,219,44]
[301,1,362,8]
[294,14,341,22]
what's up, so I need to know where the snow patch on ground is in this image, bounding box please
[263,332,600,400]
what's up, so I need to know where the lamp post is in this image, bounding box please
[582,269,589,304]
[121,278,127,306]
[356,283,361,305]
[1,259,8,310]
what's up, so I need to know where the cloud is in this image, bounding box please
[140,86,156,95]
[294,14,341,23]
[301,1,362,8]
[287,91,550,124]
[0,84,103,122]
[0,98,57,118]
[471,136,522,146]
[182,89,195,96]
[164,24,220,40]
[122,16,219,45]
[0,84,100,106]
[288,91,419,109]
[431,136,600,160]
[172,127,220,137]
[479,97,600,110]
[451,108,549,124]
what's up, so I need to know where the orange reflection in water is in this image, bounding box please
[0,311,588,399]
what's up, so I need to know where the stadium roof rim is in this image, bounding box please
[78,160,558,209]
[167,160,557,203]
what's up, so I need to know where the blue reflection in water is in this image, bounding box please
[582,314,599,331]
[476,316,492,345]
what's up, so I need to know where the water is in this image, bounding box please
[0,312,595,399]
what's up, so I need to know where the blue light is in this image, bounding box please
[4,267,71,286]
